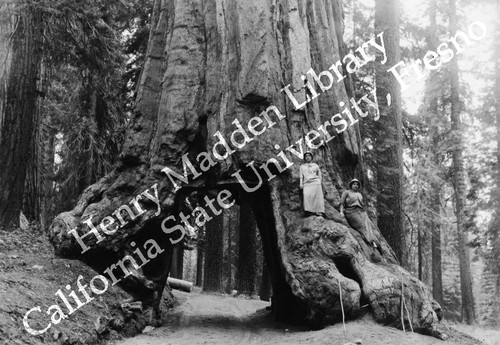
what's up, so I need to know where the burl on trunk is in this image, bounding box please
[49,0,446,339]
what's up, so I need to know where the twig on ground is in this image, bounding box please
[339,279,346,334]
[401,282,406,332]
[402,284,414,332]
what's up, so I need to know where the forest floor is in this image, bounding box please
[1,227,499,345]
[0,227,151,345]
[110,289,498,345]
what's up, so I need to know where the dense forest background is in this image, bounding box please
[0,0,498,329]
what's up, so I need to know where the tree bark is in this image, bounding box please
[224,207,234,294]
[203,211,224,293]
[0,1,43,228]
[167,277,193,293]
[449,0,475,325]
[427,0,443,306]
[41,125,56,229]
[170,246,184,279]
[236,195,257,295]
[259,261,271,302]
[196,227,205,287]
[488,0,500,326]
[49,0,446,337]
[374,0,406,266]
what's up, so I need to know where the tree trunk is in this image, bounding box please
[431,186,443,305]
[259,261,271,302]
[170,246,184,279]
[418,223,431,286]
[449,0,475,325]
[40,125,56,230]
[203,211,224,293]
[0,1,43,228]
[49,0,446,337]
[196,227,204,287]
[236,195,257,295]
[374,0,405,265]
[427,0,443,306]
[224,207,234,293]
[487,0,500,326]
[177,247,184,280]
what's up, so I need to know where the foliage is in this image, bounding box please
[29,0,154,215]
[343,0,499,324]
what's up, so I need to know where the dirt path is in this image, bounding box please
[110,289,491,345]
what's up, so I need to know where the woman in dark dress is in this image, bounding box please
[340,179,379,249]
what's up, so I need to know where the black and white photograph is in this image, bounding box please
[0,0,499,344]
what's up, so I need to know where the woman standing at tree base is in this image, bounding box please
[340,179,379,249]
[300,151,325,217]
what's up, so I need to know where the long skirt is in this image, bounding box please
[303,183,325,213]
[344,207,378,243]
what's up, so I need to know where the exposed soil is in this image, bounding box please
[1,227,498,345]
[0,227,146,345]
[111,289,494,345]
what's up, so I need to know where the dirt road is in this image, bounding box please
[110,289,492,345]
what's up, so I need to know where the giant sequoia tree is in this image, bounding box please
[449,0,476,325]
[49,0,446,337]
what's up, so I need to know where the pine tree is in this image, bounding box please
[203,210,224,293]
[374,0,405,264]
[236,197,257,295]
[0,0,43,228]
[449,0,475,325]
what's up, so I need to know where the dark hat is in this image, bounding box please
[348,178,361,189]
[303,151,313,160]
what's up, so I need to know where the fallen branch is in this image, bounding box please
[167,277,193,293]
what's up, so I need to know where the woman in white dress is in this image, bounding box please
[299,151,325,217]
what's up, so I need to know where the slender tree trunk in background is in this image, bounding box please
[431,185,443,305]
[23,133,41,222]
[417,196,431,285]
[431,132,444,306]
[225,208,233,294]
[170,246,179,278]
[418,223,431,286]
[203,211,224,293]
[259,261,271,302]
[0,1,43,228]
[170,246,184,279]
[237,197,257,295]
[449,0,475,325]
[489,0,500,326]
[426,0,443,305]
[177,247,184,280]
[41,125,56,230]
[374,0,405,265]
[196,226,205,287]
[23,61,48,225]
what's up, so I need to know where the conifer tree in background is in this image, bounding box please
[374,0,405,265]
[196,226,205,287]
[486,0,500,326]
[427,0,444,306]
[203,210,224,293]
[449,0,475,325]
[0,0,43,228]
[236,198,257,295]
